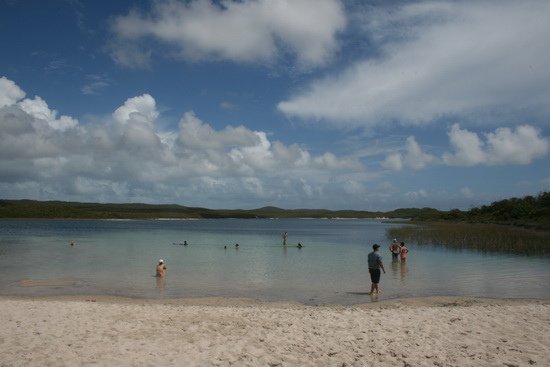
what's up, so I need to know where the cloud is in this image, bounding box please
[81,74,111,95]
[174,111,363,177]
[442,124,486,166]
[1,77,78,132]
[112,94,159,126]
[278,0,550,127]
[443,124,549,166]
[484,125,550,165]
[403,137,435,169]
[0,76,26,108]
[382,136,435,171]
[17,96,78,131]
[382,124,548,171]
[109,0,346,69]
[177,111,258,151]
[0,76,364,208]
[382,152,402,171]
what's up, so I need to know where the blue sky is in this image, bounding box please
[0,0,549,211]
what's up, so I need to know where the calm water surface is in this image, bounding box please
[0,219,548,304]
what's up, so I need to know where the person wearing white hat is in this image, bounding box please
[155,259,167,277]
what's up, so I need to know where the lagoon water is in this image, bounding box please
[0,219,548,304]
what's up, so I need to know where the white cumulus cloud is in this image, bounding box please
[18,96,78,131]
[382,136,435,171]
[443,124,549,166]
[0,76,26,108]
[485,125,550,165]
[0,76,365,208]
[112,94,159,126]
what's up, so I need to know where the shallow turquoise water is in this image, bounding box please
[0,219,548,304]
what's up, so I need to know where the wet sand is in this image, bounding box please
[1,296,549,366]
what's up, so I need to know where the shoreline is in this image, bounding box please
[2,293,549,307]
[2,295,549,366]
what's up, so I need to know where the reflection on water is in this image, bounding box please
[0,219,548,305]
[400,262,408,283]
[155,276,166,291]
[390,257,409,286]
[391,257,399,275]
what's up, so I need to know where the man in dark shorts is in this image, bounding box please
[367,244,386,295]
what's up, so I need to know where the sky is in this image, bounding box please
[0,0,549,211]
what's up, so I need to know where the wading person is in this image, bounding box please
[368,244,386,295]
[389,238,401,261]
[400,242,409,262]
[156,259,167,277]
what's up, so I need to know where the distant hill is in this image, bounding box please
[0,191,548,229]
[255,206,285,212]
[0,200,381,220]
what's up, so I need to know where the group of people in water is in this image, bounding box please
[367,238,410,296]
[157,233,409,299]
[389,238,409,262]
[156,232,304,278]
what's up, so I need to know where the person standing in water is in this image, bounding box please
[282,231,288,246]
[156,259,167,277]
[389,238,401,260]
[367,244,386,295]
[400,242,409,262]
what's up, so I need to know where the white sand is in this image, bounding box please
[0,296,548,366]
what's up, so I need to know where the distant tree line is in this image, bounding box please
[448,191,549,229]
[406,191,549,230]
[0,191,548,230]
[388,192,550,254]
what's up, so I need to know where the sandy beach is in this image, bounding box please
[1,296,548,367]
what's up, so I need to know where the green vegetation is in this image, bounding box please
[0,199,386,220]
[388,222,549,255]
[451,191,550,230]
[387,192,550,230]
[386,192,550,255]
[0,192,548,226]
